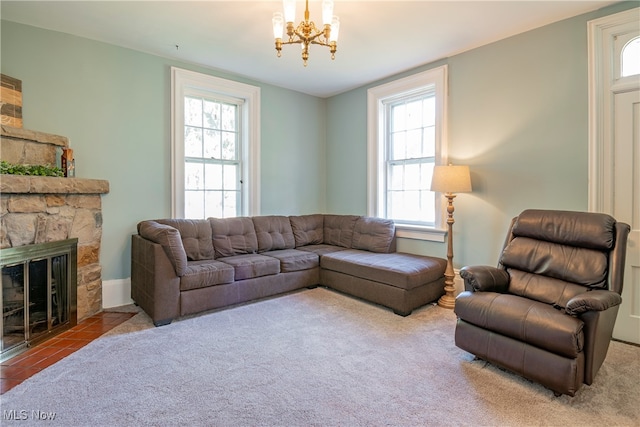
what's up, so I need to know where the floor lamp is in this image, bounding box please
[430,164,472,309]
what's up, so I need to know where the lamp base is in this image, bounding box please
[438,192,458,310]
[437,292,456,309]
[437,273,456,309]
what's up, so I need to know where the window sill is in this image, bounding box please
[395,224,446,242]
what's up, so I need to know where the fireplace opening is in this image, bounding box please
[1,239,77,362]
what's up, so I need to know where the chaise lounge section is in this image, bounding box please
[131,214,446,326]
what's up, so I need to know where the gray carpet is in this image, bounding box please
[2,287,639,426]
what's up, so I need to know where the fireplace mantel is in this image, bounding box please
[0,175,109,195]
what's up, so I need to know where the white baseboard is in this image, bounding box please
[454,269,464,296]
[102,278,133,309]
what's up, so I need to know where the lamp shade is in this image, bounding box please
[430,165,472,194]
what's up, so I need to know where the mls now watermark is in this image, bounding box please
[3,409,56,421]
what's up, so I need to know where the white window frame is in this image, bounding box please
[367,65,448,242]
[171,67,260,218]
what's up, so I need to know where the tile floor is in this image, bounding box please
[0,311,136,394]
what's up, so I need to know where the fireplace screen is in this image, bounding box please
[1,239,77,362]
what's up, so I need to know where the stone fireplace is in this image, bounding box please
[1,125,109,321]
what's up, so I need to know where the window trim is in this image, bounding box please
[171,67,260,218]
[587,9,639,213]
[367,65,448,242]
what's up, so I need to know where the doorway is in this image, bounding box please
[588,7,640,344]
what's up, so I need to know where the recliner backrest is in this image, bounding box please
[499,209,618,307]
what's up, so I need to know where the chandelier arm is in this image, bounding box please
[281,38,304,46]
[293,30,323,44]
[293,31,309,43]
[308,31,325,42]
[310,39,330,47]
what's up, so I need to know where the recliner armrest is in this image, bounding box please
[459,266,509,293]
[565,290,622,315]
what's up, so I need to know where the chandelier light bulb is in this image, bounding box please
[283,0,296,23]
[272,12,284,38]
[330,16,340,42]
[322,0,335,26]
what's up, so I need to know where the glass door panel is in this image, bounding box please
[2,263,26,352]
[1,239,77,361]
[28,259,49,338]
[51,254,68,327]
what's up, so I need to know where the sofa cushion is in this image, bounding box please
[455,292,584,358]
[297,244,348,256]
[217,254,280,280]
[262,249,319,273]
[210,217,258,258]
[253,215,296,252]
[289,214,324,247]
[351,217,395,253]
[180,260,235,291]
[321,249,446,291]
[324,215,359,248]
[138,220,188,276]
[156,219,214,261]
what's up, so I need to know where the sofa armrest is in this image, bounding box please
[565,290,622,316]
[131,235,181,326]
[459,266,510,293]
[138,220,188,276]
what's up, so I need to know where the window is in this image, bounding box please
[367,65,448,241]
[184,96,241,218]
[385,93,436,225]
[171,67,260,219]
[621,36,640,77]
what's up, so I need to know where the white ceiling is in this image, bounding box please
[1,0,622,97]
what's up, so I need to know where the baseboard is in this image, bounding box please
[102,278,133,309]
[454,269,464,296]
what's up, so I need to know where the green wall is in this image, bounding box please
[325,1,637,268]
[260,85,327,215]
[1,1,636,281]
[1,20,327,280]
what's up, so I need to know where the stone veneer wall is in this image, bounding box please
[1,125,109,320]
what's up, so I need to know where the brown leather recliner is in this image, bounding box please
[454,209,630,396]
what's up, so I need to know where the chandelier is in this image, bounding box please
[272,0,340,67]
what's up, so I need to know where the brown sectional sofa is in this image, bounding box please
[131,214,446,326]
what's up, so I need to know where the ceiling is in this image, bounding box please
[1,1,622,97]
